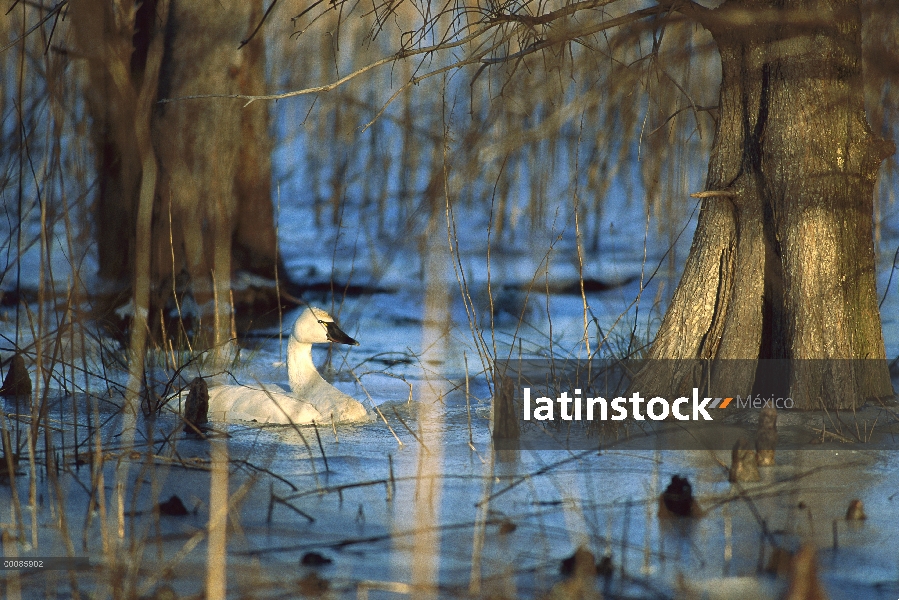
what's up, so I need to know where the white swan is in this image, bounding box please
[203,307,368,424]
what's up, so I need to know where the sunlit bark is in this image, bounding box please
[644,0,894,408]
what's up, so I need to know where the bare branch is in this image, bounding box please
[690,190,736,198]
[480,5,665,66]
[0,0,66,53]
[239,0,280,49]
[161,2,667,106]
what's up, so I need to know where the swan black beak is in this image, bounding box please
[324,321,359,346]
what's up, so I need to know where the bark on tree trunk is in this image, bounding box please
[232,3,278,279]
[78,1,280,347]
[74,0,149,291]
[640,0,894,409]
[152,0,248,349]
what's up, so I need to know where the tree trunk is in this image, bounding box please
[232,2,279,279]
[74,0,150,292]
[78,1,280,346]
[151,0,248,349]
[641,0,894,409]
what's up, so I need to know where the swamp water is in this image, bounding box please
[2,292,899,600]
[3,194,899,599]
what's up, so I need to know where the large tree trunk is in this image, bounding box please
[641,0,894,408]
[79,1,279,346]
[151,0,249,349]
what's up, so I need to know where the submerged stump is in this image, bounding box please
[659,474,702,518]
[491,374,519,447]
[846,499,866,521]
[784,544,828,600]
[729,437,760,482]
[756,406,778,466]
[0,353,31,400]
[183,377,209,432]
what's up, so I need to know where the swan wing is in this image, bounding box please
[303,380,369,423]
[207,384,323,425]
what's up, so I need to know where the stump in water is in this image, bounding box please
[158,494,189,516]
[756,406,778,466]
[0,353,31,399]
[659,474,702,518]
[1,354,30,475]
[559,546,596,577]
[846,499,866,521]
[491,375,519,445]
[729,437,760,482]
[183,377,209,431]
[784,544,827,600]
[553,546,603,600]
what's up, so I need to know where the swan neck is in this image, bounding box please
[287,337,321,393]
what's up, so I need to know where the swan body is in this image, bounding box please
[204,307,368,424]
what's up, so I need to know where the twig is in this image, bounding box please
[690,190,736,198]
[391,406,430,454]
[312,420,330,472]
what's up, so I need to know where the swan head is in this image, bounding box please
[291,307,359,346]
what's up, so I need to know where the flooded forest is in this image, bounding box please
[1,0,899,598]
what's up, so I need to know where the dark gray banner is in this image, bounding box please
[0,557,91,571]
[491,359,899,450]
